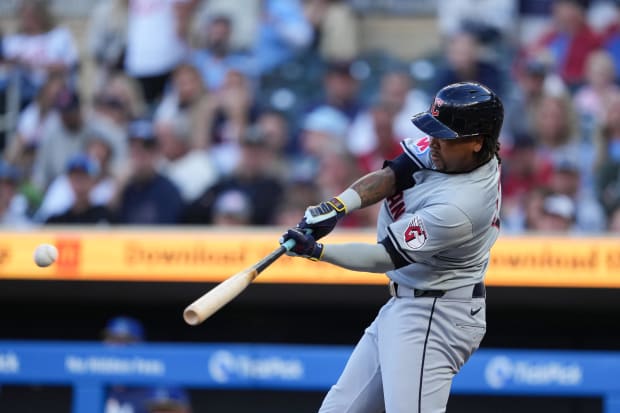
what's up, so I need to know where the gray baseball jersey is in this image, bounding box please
[319,132,499,413]
[377,134,501,291]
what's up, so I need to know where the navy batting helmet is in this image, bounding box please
[411,82,503,141]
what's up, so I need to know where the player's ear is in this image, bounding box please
[471,135,484,153]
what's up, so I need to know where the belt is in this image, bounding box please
[388,280,486,299]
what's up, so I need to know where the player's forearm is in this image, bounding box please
[321,243,395,273]
[349,167,397,209]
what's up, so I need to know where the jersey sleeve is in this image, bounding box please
[382,204,473,265]
[400,135,435,170]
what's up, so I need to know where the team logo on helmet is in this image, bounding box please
[430,97,444,117]
[404,215,428,250]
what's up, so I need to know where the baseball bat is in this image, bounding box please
[183,238,296,326]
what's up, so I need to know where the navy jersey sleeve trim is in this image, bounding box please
[379,236,410,269]
[383,152,420,192]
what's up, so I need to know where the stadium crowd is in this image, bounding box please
[0,0,618,234]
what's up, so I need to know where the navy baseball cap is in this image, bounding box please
[128,119,157,147]
[66,153,100,177]
[103,316,145,342]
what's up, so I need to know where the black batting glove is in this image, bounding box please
[298,197,347,240]
[280,228,324,261]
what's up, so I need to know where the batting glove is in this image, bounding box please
[298,197,347,240]
[280,228,324,261]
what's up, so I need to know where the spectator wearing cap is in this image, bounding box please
[549,156,607,232]
[34,130,119,223]
[144,387,192,413]
[155,115,218,203]
[300,105,350,158]
[102,316,152,413]
[31,88,90,193]
[183,125,284,225]
[212,189,252,226]
[44,153,113,225]
[113,120,184,224]
[535,192,577,232]
[0,161,31,228]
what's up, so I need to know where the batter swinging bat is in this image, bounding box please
[183,238,296,326]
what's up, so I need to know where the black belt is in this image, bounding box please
[390,281,486,299]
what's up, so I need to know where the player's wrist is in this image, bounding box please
[307,242,324,261]
[333,188,362,216]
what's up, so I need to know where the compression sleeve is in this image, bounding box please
[383,152,420,192]
[320,243,395,273]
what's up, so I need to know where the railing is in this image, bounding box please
[0,341,618,413]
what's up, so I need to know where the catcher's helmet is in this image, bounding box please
[411,82,503,141]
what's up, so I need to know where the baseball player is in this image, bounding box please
[281,82,503,412]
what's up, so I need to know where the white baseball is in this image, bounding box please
[33,243,58,267]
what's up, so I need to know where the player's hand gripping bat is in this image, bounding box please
[183,238,296,326]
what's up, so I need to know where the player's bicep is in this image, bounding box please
[383,205,473,264]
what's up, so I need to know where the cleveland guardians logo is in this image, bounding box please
[431,97,444,116]
[404,215,428,250]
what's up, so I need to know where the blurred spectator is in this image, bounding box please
[300,105,349,158]
[191,0,260,52]
[548,156,607,232]
[4,73,63,172]
[87,0,129,88]
[155,115,218,203]
[0,160,30,228]
[190,15,254,91]
[98,72,148,121]
[594,92,620,215]
[535,192,578,232]
[211,189,252,226]
[310,61,362,122]
[144,387,192,413]
[183,126,284,225]
[103,316,151,413]
[500,133,554,224]
[206,69,257,173]
[2,0,79,105]
[304,0,360,62]
[252,0,313,74]
[45,153,113,225]
[512,186,552,232]
[526,0,601,88]
[256,108,291,156]
[124,0,197,105]
[113,119,184,224]
[35,131,118,223]
[503,58,549,142]
[436,0,518,46]
[573,50,620,142]
[154,63,212,149]
[274,178,321,227]
[434,29,505,97]
[315,148,376,228]
[532,92,593,181]
[30,88,90,192]
[348,70,429,156]
[352,101,404,173]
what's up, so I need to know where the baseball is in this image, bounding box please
[33,243,58,267]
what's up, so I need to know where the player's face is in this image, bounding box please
[429,136,483,173]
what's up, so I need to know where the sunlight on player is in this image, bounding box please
[281,82,503,413]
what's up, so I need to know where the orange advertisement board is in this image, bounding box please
[0,229,618,288]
